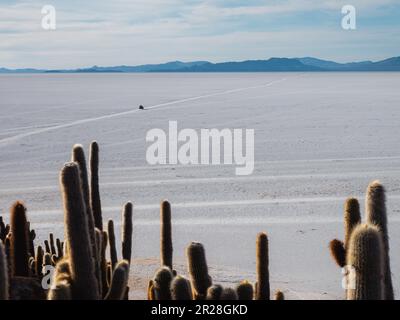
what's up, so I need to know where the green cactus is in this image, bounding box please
[187,242,212,299]
[89,141,103,231]
[255,232,269,300]
[160,200,173,270]
[10,201,30,277]
[206,284,223,300]
[346,224,384,300]
[365,181,393,300]
[236,280,254,300]
[107,220,118,271]
[152,267,173,300]
[60,162,99,299]
[56,238,63,259]
[105,260,130,300]
[170,275,193,300]
[100,231,109,297]
[0,243,9,300]
[122,202,133,264]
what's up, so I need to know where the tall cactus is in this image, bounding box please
[365,181,393,300]
[160,200,173,270]
[186,242,212,299]
[60,162,99,299]
[71,145,97,262]
[10,201,29,277]
[89,141,103,231]
[0,242,9,300]
[346,224,384,300]
[255,232,269,300]
[122,202,133,264]
[107,220,118,271]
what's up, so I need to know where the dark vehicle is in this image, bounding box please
[139,105,144,110]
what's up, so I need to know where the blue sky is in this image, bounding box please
[1,0,399,68]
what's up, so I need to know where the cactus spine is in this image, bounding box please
[160,200,173,270]
[122,202,133,264]
[346,224,384,300]
[10,201,30,277]
[365,181,393,300]
[255,232,270,300]
[0,243,9,300]
[170,276,193,300]
[187,242,212,299]
[60,162,99,299]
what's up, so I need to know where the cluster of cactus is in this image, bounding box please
[147,201,284,300]
[0,142,133,300]
[1,140,397,301]
[329,180,393,300]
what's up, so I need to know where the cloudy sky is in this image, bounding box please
[1,0,399,69]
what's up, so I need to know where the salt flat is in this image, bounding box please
[0,72,400,299]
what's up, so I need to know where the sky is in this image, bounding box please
[1,0,399,69]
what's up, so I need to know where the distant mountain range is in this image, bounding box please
[1,57,400,73]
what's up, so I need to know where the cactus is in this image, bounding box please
[152,267,173,300]
[27,222,35,257]
[35,246,44,278]
[274,290,285,300]
[206,284,223,300]
[344,198,361,248]
[329,198,361,268]
[236,280,253,300]
[160,200,173,270]
[365,181,393,300]
[71,145,97,264]
[10,201,30,277]
[220,287,238,300]
[329,239,346,268]
[147,280,156,300]
[56,238,63,259]
[107,220,118,271]
[100,231,109,297]
[187,242,212,299]
[49,233,56,256]
[44,240,50,254]
[346,224,384,300]
[170,276,193,300]
[0,243,9,300]
[47,281,71,300]
[255,232,269,300]
[89,141,103,231]
[105,260,130,300]
[60,162,99,299]
[122,202,133,264]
